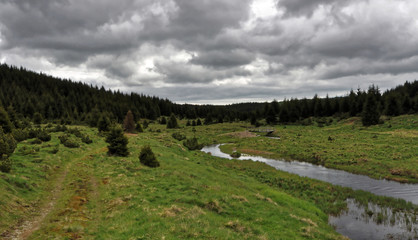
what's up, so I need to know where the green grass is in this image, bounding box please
[199,115,418,183]
[0,116,416,239]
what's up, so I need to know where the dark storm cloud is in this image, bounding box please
[0,0,418,103]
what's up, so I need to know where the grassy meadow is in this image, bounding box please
[208,115,418,183]
[0,115,417,239]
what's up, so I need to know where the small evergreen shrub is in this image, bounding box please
[30,138,43,145]
[58,134,80,148]
[0,154,12,173]
[143,120,149,129]
[97,116,111,132]
[33,112,43,124]
[167,114,179,129]
[81,135,93,144]
[51,125,67,133]
[12,129,29,142]
[67,128,83,138]
[28,128,40,139]
[63,139,80,148]
[136,122,144,133]
[37,130,51,142]
[49,145,59,154]
[183,137,203,151]
[0,127,16,173]
[139,145,160,168]
[160,117,167,125]
[58,134,69,144]
[230,151,241,158]
[105,126,129,156]
[172,132,186,141]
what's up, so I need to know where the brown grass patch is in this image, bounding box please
[205,200,223,213]
[125,133,138,136]
[225,220,246,233]
[255,193,277,206]
[220,131,257,138]
[160,205,183,217]
[383,129,418,138]
[183,206,206,219]
[231,195,249,203]
[241,149,274,156]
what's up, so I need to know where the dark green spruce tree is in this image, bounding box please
[139,145,160,168]
[97,115,111,132]
[0,107,13,134]
[0,127,16,172]
[106,126,129,156]
[167,113,178,129]
[362,86,381,126]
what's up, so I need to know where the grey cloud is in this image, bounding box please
[278,0,349,17]
[154,60,251,84]
[190,49,255,68]
[320,57,418,80]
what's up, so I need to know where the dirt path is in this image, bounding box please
[3,163,71,240]
[2,147,105,240]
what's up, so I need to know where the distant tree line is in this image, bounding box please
[0,64,417,128]
[0,64,243,125]
[255,82,417,126]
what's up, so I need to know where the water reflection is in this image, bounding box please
[201,144,418,239]
[201,144,418,205]
[329,199,417,240]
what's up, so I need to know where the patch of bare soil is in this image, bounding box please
[2,165,70,240]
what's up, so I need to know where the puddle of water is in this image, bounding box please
[329,199,418,240]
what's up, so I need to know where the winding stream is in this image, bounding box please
[201,144,418,239]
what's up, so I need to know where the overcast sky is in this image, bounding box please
[1,0,417,104]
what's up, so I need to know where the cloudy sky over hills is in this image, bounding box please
[1,0,417,104]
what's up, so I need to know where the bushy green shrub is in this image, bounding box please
[67,128,83,138]
[136,122,143,133]
[167,114,178,129]
[63,139,80,148]
[0,154,12,173]
[139,145,159,168]
[37,130,51,142]
[12,129,29,142]
[230,151,241,158]
[0,127,16,173]
[49,145,59,154]
[30,138,43,145]
[81,135,93,144]
[143,120,149,129]
[28,128,40,139]
[58,134,80,148]
[172,132,186,141]
[58,134,69,144]
[97,116,110,132]
[105,126,129,156]
[183,137,203,151]
[50,125,67,133]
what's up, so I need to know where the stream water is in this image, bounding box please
[201,144,418,239]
